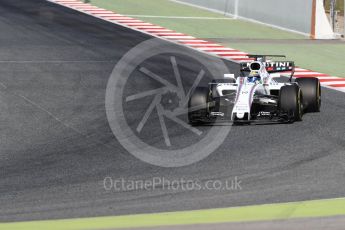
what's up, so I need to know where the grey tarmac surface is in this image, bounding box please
[0,0,345,224]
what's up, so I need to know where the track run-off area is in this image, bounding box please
[51,0,345,93]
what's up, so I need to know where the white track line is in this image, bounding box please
[122,15,235,20]
[142,29,173,32]
[131,26,165,29]
[177,40,209,43]
[293,72,330,75]
[322,82,345,85]
[123,23,154,26]
[210,52,247,55]
[197,47,237,51]
[187,43,223,47]
[160,35,195,39]
[116,19,143,21]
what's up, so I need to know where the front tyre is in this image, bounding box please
[295,77,321,112]
[188,87,210,125]
[279,85,303,122]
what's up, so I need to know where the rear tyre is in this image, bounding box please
[295,77,321,112]
[279,85,303,122]
[188,87,210,125]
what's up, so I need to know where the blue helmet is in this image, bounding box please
[247,76,260,83]
[248,70,261,83]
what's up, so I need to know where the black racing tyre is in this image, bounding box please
[295,77,321,112]
[211,79,236,97]
[188,87,210,124]
[279,85,303,122]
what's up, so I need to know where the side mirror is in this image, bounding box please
[224,74,236,80]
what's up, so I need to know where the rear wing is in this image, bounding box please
[247,54,286,61]
[240,54,295,81]
[240,61,295,73]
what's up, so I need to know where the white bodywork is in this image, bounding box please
[214,62,287,121]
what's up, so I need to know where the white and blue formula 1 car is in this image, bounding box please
[188,55,321,125]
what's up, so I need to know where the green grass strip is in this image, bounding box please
[90,0,305,39]
[223,42,345,78]
[2,197,345,230]
[88,0,345,77]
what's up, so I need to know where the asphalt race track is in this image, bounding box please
[1,0,345,222]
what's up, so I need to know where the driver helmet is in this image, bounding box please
[247,70,261,83]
